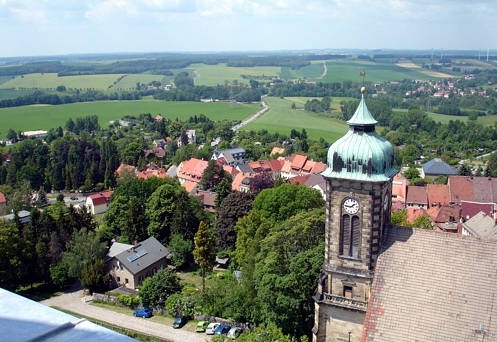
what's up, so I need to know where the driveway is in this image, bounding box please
[41,285,211,342]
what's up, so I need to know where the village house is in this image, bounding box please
[461,211,497,239]
[86,191,113,215]
[106,237,172,290]
[176,158,209,184]
[421,158,458,178]
[212,147,246,166]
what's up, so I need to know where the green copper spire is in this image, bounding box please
[321,87,397,182]
[346,87,378,126]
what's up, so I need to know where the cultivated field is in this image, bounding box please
[244,96,349,143]
[0,73,124,90]
[112,74,167,90]
[188,63,281,86]
[0,100,259,139]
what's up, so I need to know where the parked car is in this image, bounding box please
[214,325,232,335]
[132,307,152,318]
[195,321,210,332]
[206,322,220,335]
[227,327,243,339]
[172,316,187,329]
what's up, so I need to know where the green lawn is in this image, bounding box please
[0,100,260,139]
[245,96,349,143]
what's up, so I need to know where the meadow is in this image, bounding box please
[187,63,281,86]
[0,100,259,139]
[0,73,124,90]
[113,74,167,90]
[243,96,349,143]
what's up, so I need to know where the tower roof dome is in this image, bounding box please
[321,89,397,182]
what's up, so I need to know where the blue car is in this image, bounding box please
[214,325,231,335]
[133,307,153,318]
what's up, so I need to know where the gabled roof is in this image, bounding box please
[177,158,209,182]
[449,176,475,203]
[426,204,460,223]
[232,172,254,191]
[288,175,310,185]
[462,211,497,239]
[107,241,133,261]
[181,180,198,194]
[405,186,427,205]
[114,237,171,275]
[461,201,493,221]
[88,191,113,206]
[422,158,458,176]
[291,154,308,170]
[363,226,497,341]
[236,163,254,173]
[426,184,450,206]
[270,147,285,156]
[115,163,136,175]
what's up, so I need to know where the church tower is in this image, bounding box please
[313,87,397,342]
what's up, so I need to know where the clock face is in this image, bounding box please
[343,198,359,214]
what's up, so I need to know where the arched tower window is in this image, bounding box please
[340,214,361,258]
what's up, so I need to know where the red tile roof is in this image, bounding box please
[426,184,450,206]
[177,158,209,183]
[426,204,460,223]
[0,192,5,203]
[461,201,493,221]
[89,191,113,206]
[291,154,307,170]
[448,176,475,203]
[406,186,427,205]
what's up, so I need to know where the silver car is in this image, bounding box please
[206,322,220,335]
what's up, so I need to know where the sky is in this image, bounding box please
[1,0,496,57]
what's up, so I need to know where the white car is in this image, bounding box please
[206,322,220,335]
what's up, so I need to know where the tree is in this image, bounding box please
[200,160,226,191]
[138,268,182,308]
[193,221,216,291]
[215,191,254,251]
[80,258,109,293]
[458,163,472,176]
[249,172,274,195]
[0,220,31,290]
[167,234,193,268]
[59,228,107,284]
[403,166,420,180]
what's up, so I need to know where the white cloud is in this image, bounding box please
[85,0,138,21]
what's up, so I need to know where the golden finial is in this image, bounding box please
[361,86,367,94]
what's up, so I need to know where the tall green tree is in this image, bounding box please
[139,269,182,308]
[59,228,107,284]
[193,221,216,291]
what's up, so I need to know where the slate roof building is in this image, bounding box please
[212,147,246,166]
[461,211,497,239]
[313,88,497,342]
[106,237,172,289]
[421,158,458,178]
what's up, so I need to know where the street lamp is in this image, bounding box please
[348,331,352,342]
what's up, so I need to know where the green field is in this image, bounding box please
[244,97,349,142]
[0,100,259,139]
[0,73,124,90]
[317,59,437,83]
[113,74,166,90]
[188,63,281,86]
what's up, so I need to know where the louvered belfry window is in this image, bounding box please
[340,214,360,258]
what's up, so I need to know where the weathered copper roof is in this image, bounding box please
[322,92,396,182]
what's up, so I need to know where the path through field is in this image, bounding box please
[231,95,269,131]
[319,60,328,78]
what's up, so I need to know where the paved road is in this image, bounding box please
[41,285,211,342]
[231,95,269,131]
